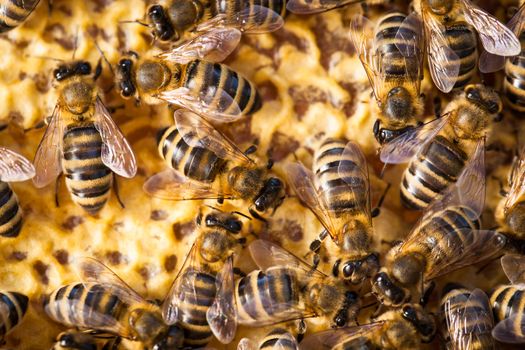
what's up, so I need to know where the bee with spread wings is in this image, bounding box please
[117,28,261,124]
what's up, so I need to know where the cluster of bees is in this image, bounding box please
[2,0,525,349]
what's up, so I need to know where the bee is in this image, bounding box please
[144,110,285,220]
[0,291,29,343]
[412,0,520,92]
[32,60,137,215]
[238,328,300,350]
[162,209,246,346]
[440,284,494,350]
[350,12,424,145]
[371,164,507,307]
[146,0,285,43]
[44,258,185,350]
[0,0,40,33]
[299,303,436,349]
[51,330,123,350]
[380,84,501,211]
[234,240,361,329]
[285,139,379,284]
[490,254,525,344]
[0,148,35,237]
[503,3,525,112]
[117,28,261,123]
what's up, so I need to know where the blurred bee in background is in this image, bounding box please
[237,327,300,350]
[51,330,122,350]
[145,0,285,43]
[503,3,525,113]
[0,291,29,344]
[44,258,185,350]
[144,110,285,220]
[285,139,379,284]
[381,84,501,211]
[0,0,40,33]
[32,59,137,215]
[117,28,261,123]
[234,240,361,330]
[350,12,424,145]
[162,209,246,346]
[0,148,35,237]
[299,303,436,349]
[440,284,494,350]
[412,0,520,92]
[490,254,525,344]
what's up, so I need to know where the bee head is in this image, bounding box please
[334,253,379,284]
[54,61,92,81]
[371,270,410,306]
[374,120,415,145]
[152,325,185,350]
[54,331,98,350]
[117,58,136,98]
[465,84,502,115]
[253,177,285,213]
[147,5,179,42]
[204,212,243,234]
[400,304,437,343]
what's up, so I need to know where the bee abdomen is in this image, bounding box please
[490,285,525,324]
[0,0,40,33]
[401,135,467,210]
[212,0,286,28]
[259,328,297,350]
[0,181,23,238]
[0,291,28,340]
[444,23,478,90]
[157,125,227,182]
[184,60,261,117]
[504,32,525,112]
[62,125,112,214]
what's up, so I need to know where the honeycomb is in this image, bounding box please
[0,0,521,349]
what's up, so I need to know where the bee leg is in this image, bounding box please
[54,174,62,207]
[371,303,384,318]
[112,174,125,209]
[93,58,103,82]
[249,208,267,222]
[371,183,391,217]
[433,96,441,118]
[233,267,246,277]
[419,280,435,306]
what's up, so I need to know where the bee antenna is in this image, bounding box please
[24,54,64,62]
[204,204,223,213]
[118,19,151,28]
[93,40,115,76]
[231,211,252,220]
[72,26,80,60]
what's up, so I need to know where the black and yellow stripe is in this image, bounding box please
[62,124,112,215]
[490,285,525,338]
[443,23,478,90]
[259,328,298,350]
[51,330,123,350]
[504,31,525,113]
[0,291,28,341]
[0,0,40,33]
[212,0,286,25]
[181,60,262,116]
[157,125,227,182]
[0,181,23,238]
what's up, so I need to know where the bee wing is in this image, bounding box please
[237,338,258,350]
[501,254,525,284]
[174,109,253,165]
[159,87,243,124]
[299,322,384,350]
[287,0,361,15]
[460,0,520,56]
[274,331,299,350]
[507,3,525,35]
[394,12,424,93]
[207,256,238,344]
[93,98,137,178]
[379,114,449,164]
[196,5,283,34]
[33,106,64,188]
[284,162,340,241]
[143,169,233,201]
[478,50,506,73]
[492,315,525,344]
[158,28,241,64]
[504,144,525,215]
[0,148,35,182]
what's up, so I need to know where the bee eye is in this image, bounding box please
[77,62,91,75]
[334,314,347,327]
[466,88,480,102]
[59,334,75,346]
[148,5,164,20]
[401,305,417,322]
[54,66,69,81]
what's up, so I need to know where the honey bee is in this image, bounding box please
[234,240,361,329]
[117,28,261,123]
[503,3,525,112]
[350,12,424,145]
[440,285,495,350]
[32,60,137,215]
[0,0,40,32]
[0,148,35,237]
[162,209,245,346]
[285,139,379,284]
[381,84,501,211]
[238,328,300,350]
[371,166,507,307]
[490,254,525,344]
[0,291,29,343]
[412,0,520,92]
[44,258,185,350]
[51,331,123,350]
[299,303,436,349]
[146,0,285,43]
[144,110,285,220]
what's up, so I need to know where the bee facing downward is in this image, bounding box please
[33,60,137,215]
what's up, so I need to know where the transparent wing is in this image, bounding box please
[158,27,241,64]
[394,12,424,94]
[508,3,525,36]
[237,338,258,350]
[299,323,384,350]
[273,331,299,350]
[504,144,525,215]
[158,87,243,123]
[461,0,521,56]
[174,109,253,165]
[478,50,506,73]
[207,257,237,344]
[33,106,64,188]
[0,148,35,182]
[492,316,525,344]
[143,169,233,201]
[501,254,525,284]
[380,114,450,164]
[286,0,361,14]
[94,98,137,178]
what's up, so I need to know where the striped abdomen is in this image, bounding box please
[0,291,28,340]
[259,328,298,350]
[176,269,216,348]
[504,31,525,113]
[443,23,478,90]
[211,0,286,24]
[182,60,261,116]
[62,124,112,215]
[157,125,227,182]
[0,0,40,33]
[0,181,22,237]
[490,285,525,337]
[235,267,301,325]
[401,135,468,210]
